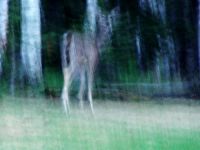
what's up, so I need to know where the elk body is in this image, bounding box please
[61,7,119,115]
[61,31,98,114]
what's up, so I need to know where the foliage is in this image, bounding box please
[2,0,200,96]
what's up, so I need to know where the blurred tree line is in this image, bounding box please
[1,0,200,97]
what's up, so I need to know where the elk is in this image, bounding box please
[60,7,119,115]
[61,32,98,114]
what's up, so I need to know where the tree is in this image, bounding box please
[21,0,42,85]
[0,0,9,76]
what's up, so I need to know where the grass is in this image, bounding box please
[0,96,200,150]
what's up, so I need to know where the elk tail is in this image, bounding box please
[60,31,72,68]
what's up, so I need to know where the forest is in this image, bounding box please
[0,0,200,150]
[0,0,199,97]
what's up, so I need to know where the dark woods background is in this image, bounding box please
[2,0,200,99]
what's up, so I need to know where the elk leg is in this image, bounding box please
[78,70,86,110]
[62,68,72,115]
[87,69,94,114]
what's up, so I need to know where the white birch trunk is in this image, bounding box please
[85,0,97,35]
[21,0,42,84]
[0,0,9,75]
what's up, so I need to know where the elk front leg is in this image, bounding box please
[78,70,86,110]
[87,70,94,114]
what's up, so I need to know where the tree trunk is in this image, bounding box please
[0,0,9,76]
[84,0,97,35]
[21,0,42,85]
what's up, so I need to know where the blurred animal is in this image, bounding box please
[60,7,120,114]
[61,32,98,114]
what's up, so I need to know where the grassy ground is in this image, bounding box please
[0,96,200,150]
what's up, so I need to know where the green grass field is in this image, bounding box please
[0,96,200,150]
